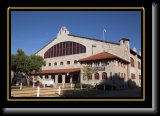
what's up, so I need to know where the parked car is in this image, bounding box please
[42,80,54,87]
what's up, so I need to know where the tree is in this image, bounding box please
[11,49,45,85]
[82,66,95,90]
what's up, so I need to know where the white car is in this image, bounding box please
[42,80,54,87]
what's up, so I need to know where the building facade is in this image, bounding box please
[32,26,141,89]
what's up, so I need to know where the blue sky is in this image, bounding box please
[11,11,141,55]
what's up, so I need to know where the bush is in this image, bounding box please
[73,83,94,89]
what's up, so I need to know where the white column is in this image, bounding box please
[48,75,51,80]
[58,86,61,95]
[20,82,22,90]
[62,75,65,88]
[37,86,40,97]
[70,76,73,89]
[55,75,58,88]
[70,76,72,83]
[42,75,45,88]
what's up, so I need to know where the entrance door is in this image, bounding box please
[58,75,62,83]
[65,75,70,83]
[72,73,79,83]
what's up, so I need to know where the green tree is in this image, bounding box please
[82,66,95,90]
[11,49,45,85]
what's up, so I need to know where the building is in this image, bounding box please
[32,26,141,89]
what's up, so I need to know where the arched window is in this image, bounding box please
[102,72,107,80]
[60,62,63,65]
[130,57,135,67]
[95,73,99,80]
[54,62,57,66]
[88,74,92,80]
[74,60,78,64]
[131,73,135,79]
[44,41,86,58]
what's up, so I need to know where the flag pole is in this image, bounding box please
[103,27,106,52]
[103,27,104,41]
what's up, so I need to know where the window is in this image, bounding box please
[44,41,86,58]
[101,62,107,66]
[138,61,141,69]
[110,72,112,77]
[130,57,135,67]
[88,74,92,80]
[49,63,51,66]
[95,73,99,80]
[54,62,57,66]
[60,62,63,65]
[67,61,70,64]
[74,60,78,64]
[131,73,135,79]
[87,63,92,67]
[95,62,99,67]
[121,73,123,78]
[119,72,120,77]
[102,72,107,80]
[118,62,121,67]
[139,75,141,79]
[124,73,126,80]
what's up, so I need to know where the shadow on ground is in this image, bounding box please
[59,74,141,97]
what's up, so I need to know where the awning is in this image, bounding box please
[31,68,80,75]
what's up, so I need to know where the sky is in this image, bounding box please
[11,11,141,55]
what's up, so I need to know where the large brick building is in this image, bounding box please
[32,26,141,89]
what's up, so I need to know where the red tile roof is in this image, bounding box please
[78,52,129,63]
[31,68,80,75]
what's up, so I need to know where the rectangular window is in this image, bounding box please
[60,43,62,56]
[75,43,77,54]
[110,72,112,77]
[67,61,70,64]
[131,73,135,79]
[130,57,135,67]
[110,72,112,80]
[70,48,72,55]
[138,61,141,69]
[52,47,54,57]
[79,45,82,53]
[77,44,79,53]
[57,44,59,56]
[54,45,56,57]
[49,63,51,66]
[139,75,141,79]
